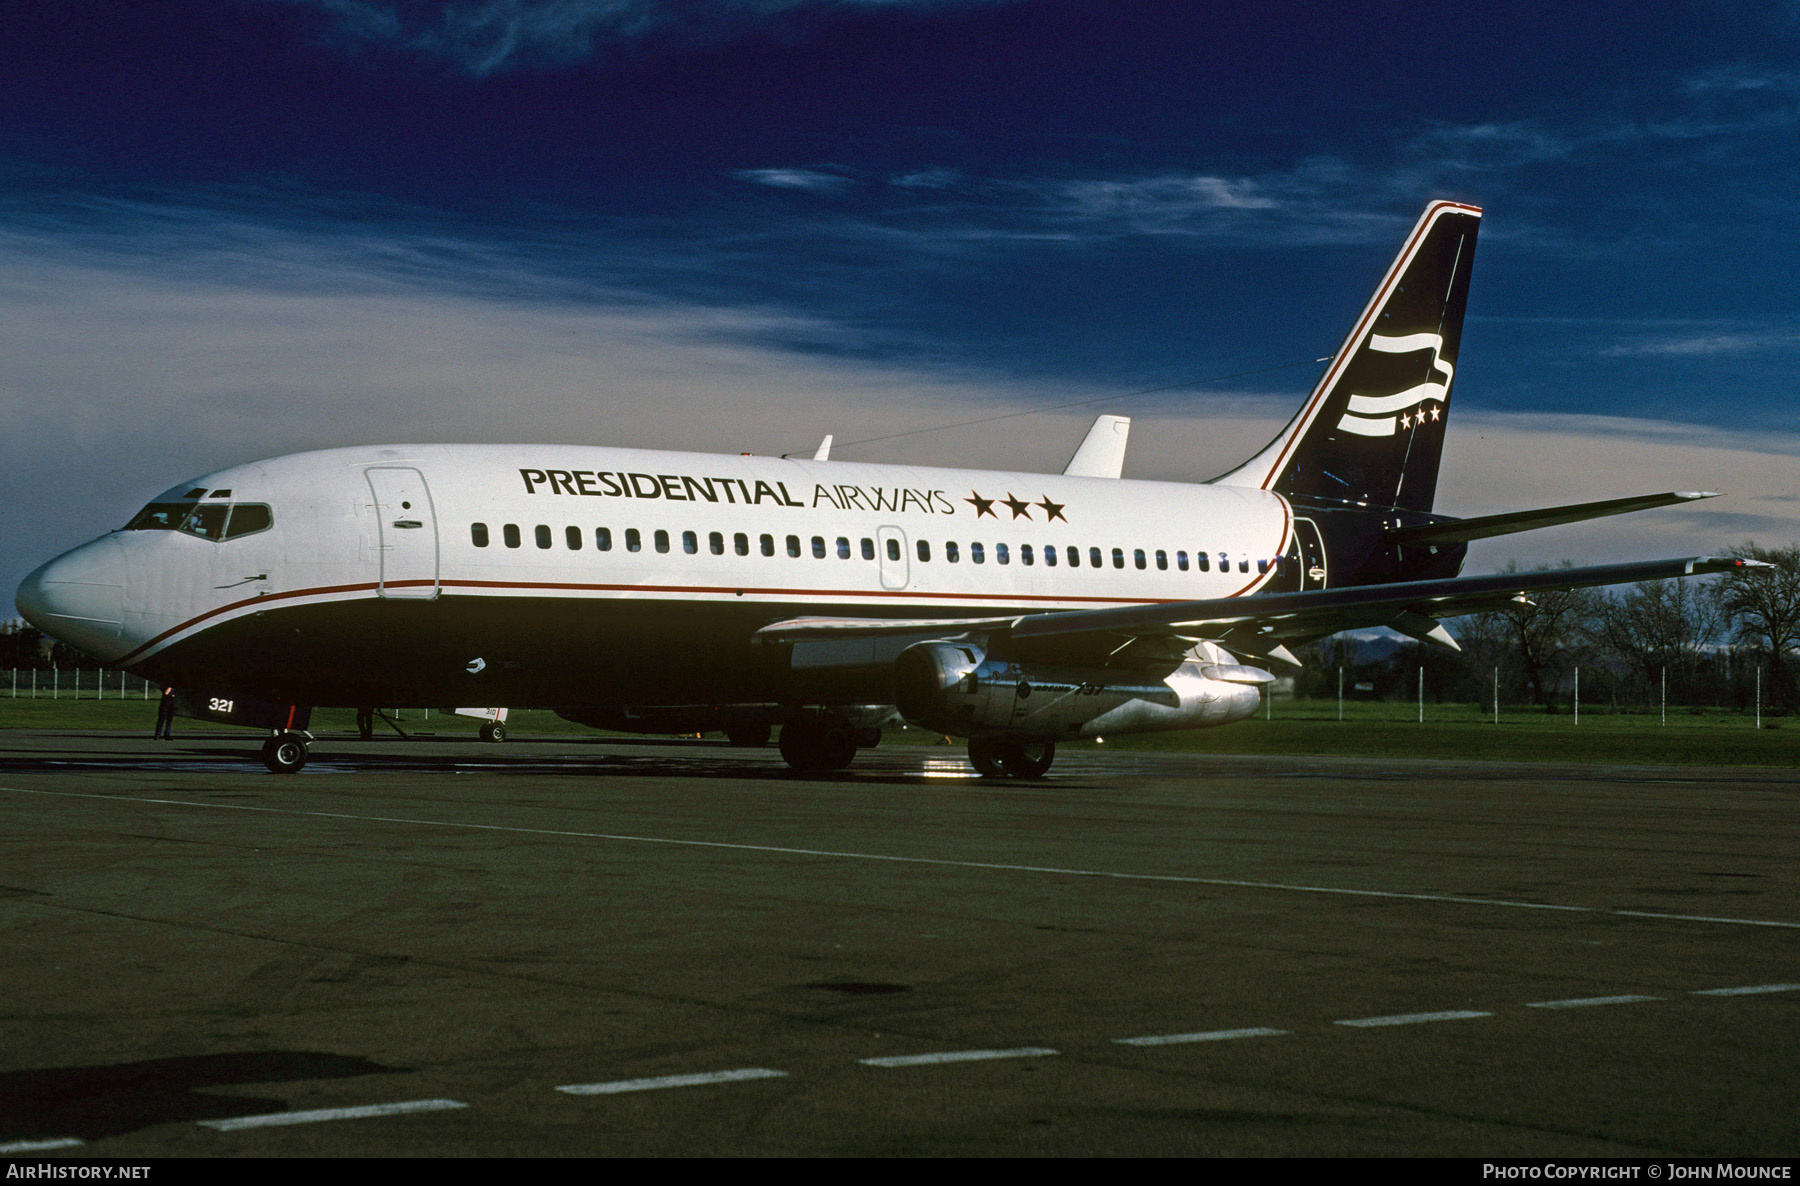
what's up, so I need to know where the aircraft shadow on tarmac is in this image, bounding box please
[0,1052,403,1143]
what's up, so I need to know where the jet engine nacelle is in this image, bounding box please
[893,641,1265,740]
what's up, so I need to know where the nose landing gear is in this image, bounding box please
[261,731,311,774]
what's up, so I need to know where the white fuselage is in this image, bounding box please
[18,443,1293,707]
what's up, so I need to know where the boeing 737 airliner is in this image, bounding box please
[15,202,1753,774]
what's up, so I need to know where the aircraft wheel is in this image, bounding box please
[262,732,310,774]
[726,724,772,748]
[998,739,1056,780]
[480,722,507,743]
[780,718,857,772]
[967,737,1007,778]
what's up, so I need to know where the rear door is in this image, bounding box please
[365,467,439,599]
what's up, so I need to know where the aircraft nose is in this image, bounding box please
[16,536,128,659]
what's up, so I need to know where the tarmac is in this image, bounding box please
[1,729,1797,1157]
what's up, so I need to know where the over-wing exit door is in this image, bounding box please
[365,467,439,599]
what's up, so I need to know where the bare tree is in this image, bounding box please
[1595,577,1722,705]
[1484,562,1604,712]
[1714,542,1800,710]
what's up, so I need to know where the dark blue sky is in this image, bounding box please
[4,0,1800,591]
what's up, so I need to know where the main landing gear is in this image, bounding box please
[261,730,312,774]
[967,737,1056,780]
[479,721,507,743]
[778,715,859,772]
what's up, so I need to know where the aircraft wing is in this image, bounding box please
[755,556,1762,666]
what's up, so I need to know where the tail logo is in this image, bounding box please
[1335,332,1453,438]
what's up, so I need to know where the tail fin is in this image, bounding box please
[1213,200,1481,514]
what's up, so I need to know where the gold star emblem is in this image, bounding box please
[1002,493,1032,519]
[965,491,996,518]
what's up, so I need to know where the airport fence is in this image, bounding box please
[6,668,160,700]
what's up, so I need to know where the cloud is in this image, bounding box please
[890,167,963,190]
[733,167,858,193]
[285,0,1016,75]
[1601,330,1800,357]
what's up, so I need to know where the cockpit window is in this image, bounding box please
[123,501,273,541]
[222,504,272,539]
[181,505,230,540]
[124,503,190,530]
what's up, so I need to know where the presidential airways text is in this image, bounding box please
[518,469,956,514]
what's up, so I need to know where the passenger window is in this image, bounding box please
[1197,551,1209,572]
[734,532,749,556]
[504,524,521,549]
[1020,544,1034,566]
[535,525,552,549]
[471,523,489,548]
[787,534,801,558]
[917,540,931,562]
[812,536,826,559]
[1177,550,1189,571]
[1256,558,1268,574]
[946,541,960,563]
[655,529,670,554]
[223,504,272,539]
[861,537,875,561]
[682,530,697,555]
[996,543,1009,565]
[760,533,775,556]
[971,542,985,564]
[1112,547,1125,569]
[1089,547,1102,568]
[1219,552,1229,571]
[597,527,612,551]
[1239,556,1249,573]
[1133,548,1146,570]
[1043,544,1056,567]
[887,538,901,561]
[1067,546,1079,567]
[1155,549,1167,571]
[566,526,583,551]
[836,537,851,560]
[709,531,724,555]
[626,528,641,552]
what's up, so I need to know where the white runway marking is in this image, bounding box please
[1115,1027,1287,1046]
[860,1047,1058,1068]
[1336,1010,1491,1028]
[197,1098,468,1131]
[1525,994,1661,1009]
[1692,983,1800,996]
[7,785,1800,931]
[557,1068,787,1095]
[0,1138,84,1153]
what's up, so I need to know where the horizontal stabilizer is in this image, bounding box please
[1384,491,1719,546]
[1063,415,1131,478]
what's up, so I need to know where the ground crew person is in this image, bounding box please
[154,687,177,740]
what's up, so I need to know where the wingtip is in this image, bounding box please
[1675,491,1722,500]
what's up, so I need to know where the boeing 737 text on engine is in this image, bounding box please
[15,202,1757,774]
